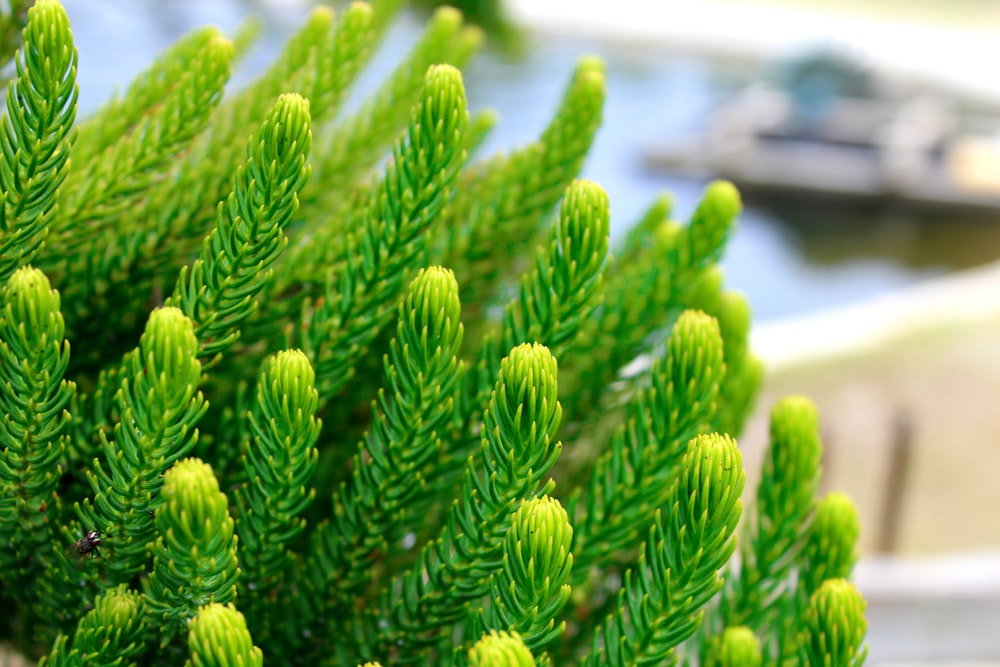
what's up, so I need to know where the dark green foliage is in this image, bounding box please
[309,6,477,210]
[0,3,868,666]
[45,27,233,373]
[439,58,606,328]
[72,90,311,469]
[768,492,864,665]
[559,180,750,441]
[495,178,610,359]
[53,29,231,248]
[701,398,860,666]
[444,177,611,511]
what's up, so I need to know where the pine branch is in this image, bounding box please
[496,179,611,357]
[472,496,573,654]
[570,310,725,577]
[0,266,75,629]
[296,266,464,642]
[69,66,311,542]
[144,458,240,644]
[797,580,868,667]
[703,627,762,667]
[75,306,207,587]
[800,492,861,596]
[776,491,861,664]
[583,434,745,667]
[368,343,562,663]
[36,585,146,667]
[116,8,333,296]
[720,397,823,635]
[261,49,490,372]
[298,3,377,130]
[71,26,225,163]
[301,64,468,400]
[50,28,232,261]
[707,291,763,439]
[438,57,606,325]
[0,0,77,284]
[277,9,479,316]
[40,27,234,378]
[560,181,741,431]
[185,603,262,667]
[142,3,390,325]
[234,349,320,640]
[167,92,311,366]
[223,6,335,127]
[441,179,609,503]
[468,631,537,667]
[616,194,673,268]
[165,1,375,248]
[307,7,478,214]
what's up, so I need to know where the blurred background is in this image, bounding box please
[60,0,1000,663]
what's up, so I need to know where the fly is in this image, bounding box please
[74,530,106,559]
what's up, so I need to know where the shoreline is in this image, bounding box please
[752,259,1000,373]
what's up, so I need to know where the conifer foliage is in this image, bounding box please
[0,1,868,665]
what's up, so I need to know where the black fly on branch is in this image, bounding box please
[74,530,108,559]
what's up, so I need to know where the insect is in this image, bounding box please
[74,530,107,559]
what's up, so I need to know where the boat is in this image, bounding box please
[644,51,1000,217]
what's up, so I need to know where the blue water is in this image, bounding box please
[61,0,952,322]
